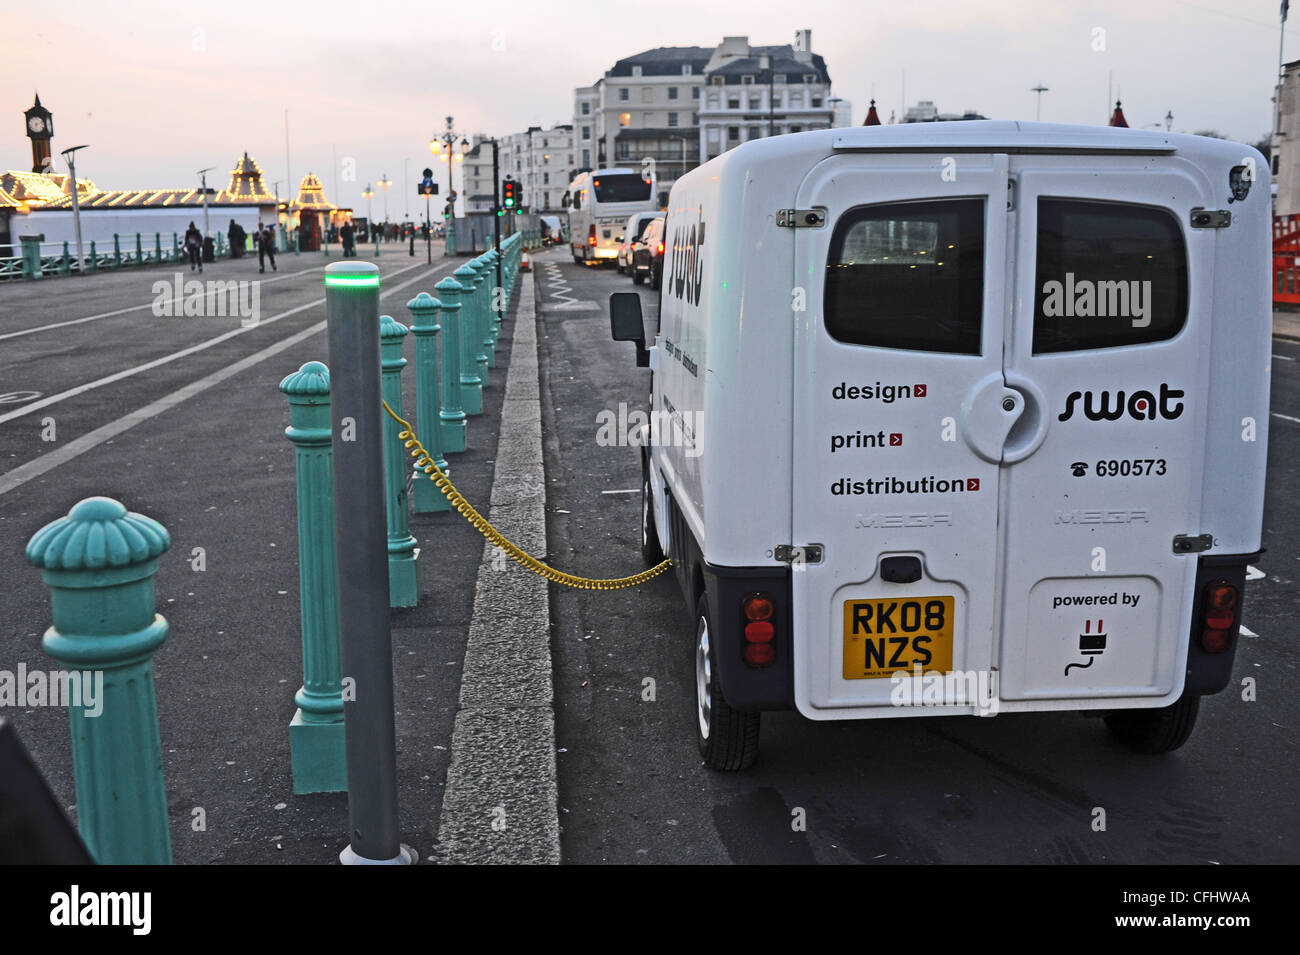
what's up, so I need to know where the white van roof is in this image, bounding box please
[829,120,1176,154]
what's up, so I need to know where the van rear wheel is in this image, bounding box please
[695,595,760,771]
[1104,694,1200,754]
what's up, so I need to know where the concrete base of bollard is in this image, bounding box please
[339,844,419,865]
[290,711,348,794]
[440,417,468,453]
[461,384,483,416]
[413,468,451,513]
[389,545,420,608]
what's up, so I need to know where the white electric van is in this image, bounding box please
[609,121,1270,770]
[563,168,658,264]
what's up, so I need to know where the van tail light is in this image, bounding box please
[588,225,597,246]
[1199,580,1239,653]
[657,241,664,256]
[742,593,775,668]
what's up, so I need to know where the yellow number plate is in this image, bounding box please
[842,596,955,680]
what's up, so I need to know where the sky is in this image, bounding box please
[1,0,1288,218]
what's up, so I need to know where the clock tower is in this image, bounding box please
[24,93,54,174]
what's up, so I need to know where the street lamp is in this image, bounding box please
[378,175,392,225]
[196,167,215,241]
[1031,83,1049,121]
[1165,110,1174,132]
[430,115,470,255]
[61,144,90,272]
[362,183,375,234]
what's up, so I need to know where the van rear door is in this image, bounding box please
[790,155,1013,715]
[791,148,1212,718]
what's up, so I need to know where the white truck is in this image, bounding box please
[563,168,657,265]
[609,121,1270,770]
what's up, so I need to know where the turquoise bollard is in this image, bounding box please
[25,497,173,865]
[20,235,41,279]
[88,240,98,272]
[279,362,347,794]
[464,258,489,387]
[435,275,467,452]
[380,316,420,607]
[59,241,70,275]
[155,232,162,264]
[453,264,483,416]
[172,233,180,262]
[406,293,451,513]
[471,257,493,378]
[482,249,501,365]
[135,233,143,266]
[113,233,121,268]
[374,233,380,258]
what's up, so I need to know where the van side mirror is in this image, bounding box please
[609,292,649,367]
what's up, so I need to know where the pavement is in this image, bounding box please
[1274,308,1300,342]
[0,241,541,863]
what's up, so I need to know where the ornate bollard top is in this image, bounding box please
[406,291,441,313]
[435,275,464,298]
[380,314,409,342]
[279,360,331,398]
[453,264,478,284]
[26,497,170,572]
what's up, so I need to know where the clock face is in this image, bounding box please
[27,116,46,134]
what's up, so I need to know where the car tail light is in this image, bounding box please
[588,225,597,246]
[657,241,664,256]
[741,593,775,668]
[1199,580,1239,653]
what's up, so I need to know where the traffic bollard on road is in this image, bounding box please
[406,292,451,513]
[436,275,468,453]
[279,361,348,795]
[25,497,174,865]
[453,264,484,415]
[323,261,415,865]
[380,315,420,607]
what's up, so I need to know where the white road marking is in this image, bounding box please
[1274,353,1296,361]
[0,263,452,497]
[1246,565,1265,580]
[0,262,427,426]
[0,264,327,342]
[1272,412,1300,424]
[1239,625,1258,638]
[600,489,639,495]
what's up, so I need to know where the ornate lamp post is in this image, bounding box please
[378,175,392,227]
[430,116,470,255]
[362,183,375,236]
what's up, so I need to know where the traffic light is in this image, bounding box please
[502,179,517,209]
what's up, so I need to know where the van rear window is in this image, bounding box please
[824,199,985,354]
[593,174,652,203]
[1033,199,1187,354]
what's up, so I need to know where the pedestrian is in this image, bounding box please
[258,224,277,273]
[185,221,203,273]
[340,220,356,257]
[227,219,246,259]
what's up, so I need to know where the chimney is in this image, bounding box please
[1108,99,1129,127]
[793,29,813,64]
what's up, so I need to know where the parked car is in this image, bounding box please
[632,216,666,288]
[617,211,662,274]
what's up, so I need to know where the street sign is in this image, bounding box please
[418,177,438,197]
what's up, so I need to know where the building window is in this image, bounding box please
[711,76,724,85]
[791,92,804,107]
[582,148,590,166]
[632,65,642,77]
[812,98,823,108]
[543,172,549,184]
[543,139,548,147]
[692,87,700,100]
[668,112,679,127]
[668,87,678,100]
[804,74,814,84]
[682,64,693,75]
[728,97,740,109]
[748,125,761,140]
[619,88,629,101]
[707,94,719,110]
[692,112,699,125]
[790,125,803,133]
[617,141,630,159]
[728,126,739,141]
[742,75,754,85]
[749,96,761,110]
[642,87,653,103]
[774,74,786,85]
[582,125,590,140]
[581,102,590,115]
[619,112,631,127]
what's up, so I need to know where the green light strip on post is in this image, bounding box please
[324,275,381,288]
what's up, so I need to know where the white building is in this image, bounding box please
[574,30,848,203]
[462,125,575,214]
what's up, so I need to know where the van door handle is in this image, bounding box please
[1001,373,1050,463]
[961,373,1024,464]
